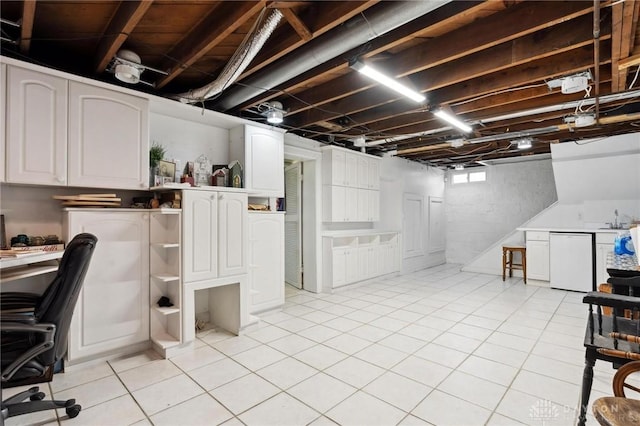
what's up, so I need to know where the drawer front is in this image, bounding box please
[526,231,549,242]
[596,232,616,244]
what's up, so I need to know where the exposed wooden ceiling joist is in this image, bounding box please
[93,0,154,73]
[19,0,36,53]
[154,1,266,89]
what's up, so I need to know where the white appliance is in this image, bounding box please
[549,232,594,292]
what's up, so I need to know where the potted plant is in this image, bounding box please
[149,142,166,186]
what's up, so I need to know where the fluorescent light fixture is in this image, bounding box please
[454,164,464,171]
[433,109,472,133]
[515,138,533,149]
[351,60,425,103]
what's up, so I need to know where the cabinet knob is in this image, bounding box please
[219,194,225,200]
[56,176,65,183]
[142,214,149,220]
[210,195,216,200]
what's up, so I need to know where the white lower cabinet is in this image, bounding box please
[596,233,615,286]
[323,232,399,290]
[248,213,284,314]
[64,210,150,362]
[526,231,550,281]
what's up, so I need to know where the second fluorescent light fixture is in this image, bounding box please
[433,109,472,133]
[351,60,425,103]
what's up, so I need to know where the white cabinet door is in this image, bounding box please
[526,240,550,281]
[245,126,284,196]
[368,246,381,278]
[324,185,346,222]
[332,248,347,287]
[345,152,358,187]
[65,211,149,361]
[6,66,68,186]
[183,190,219,282]
[357,156,369,189]
[330,149,346,186]
[596,243,614,286]
[344,248,358,284]
[345,187,358,222]
[357,247,370,281]
[218,192,247,277]
[368,159,380,190]
[357,189,369,222]
[369,190,380,222]
[68,82,148,189]
[248,213,284,313]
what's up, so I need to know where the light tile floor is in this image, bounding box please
[4,264,626,426]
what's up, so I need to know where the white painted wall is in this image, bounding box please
[446,159,557,265]
[375,156,446,273]
[150,113,231,176]
[462,132,640,276]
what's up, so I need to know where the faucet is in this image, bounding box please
[613,209,619,229]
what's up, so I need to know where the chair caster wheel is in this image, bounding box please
[66,404,81,418]
[29,392,45,401]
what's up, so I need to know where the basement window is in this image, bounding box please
[451,170,487,184]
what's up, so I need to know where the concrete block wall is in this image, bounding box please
[445,159,557,265]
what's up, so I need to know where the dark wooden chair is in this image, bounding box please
[592,360,640,426]
[578,276,640,426]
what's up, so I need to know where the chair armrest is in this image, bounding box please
[583,291,640,310]
[1,322,56,382]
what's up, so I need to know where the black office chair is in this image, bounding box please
[1,233,97,422]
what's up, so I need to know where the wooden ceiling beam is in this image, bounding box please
[155,1,266,89]
[611,0,636,91]
[236,1,492,111]
[240,1,378,79]
[94,0,153,73]
[283,5,599,120]
[20,0,36,53]
[278,7,312,41]
[289,34,609,131]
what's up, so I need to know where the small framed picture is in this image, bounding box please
[158,160,176,179]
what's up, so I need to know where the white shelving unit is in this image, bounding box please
[149,209,182,356]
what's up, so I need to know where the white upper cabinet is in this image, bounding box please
[230,124,284,197]
[321,146,382,222]
[6,66,68,185]
[182,189,247,282]
[68,82,149,189]
[368,158,380,189]
[4,64,149,189]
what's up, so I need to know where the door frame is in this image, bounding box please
[283,140,322,293]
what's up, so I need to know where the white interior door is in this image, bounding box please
[285,163,303,288]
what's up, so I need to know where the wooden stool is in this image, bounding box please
[502,245,527,284]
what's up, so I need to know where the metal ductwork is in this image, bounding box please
[213,0,451,111]
[175,9,283,104]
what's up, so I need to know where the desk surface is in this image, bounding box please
[1,251,64,283]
